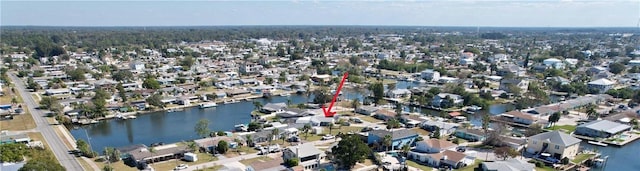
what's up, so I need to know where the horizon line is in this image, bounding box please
[2,25,639,29]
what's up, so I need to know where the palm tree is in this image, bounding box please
[328,123,334,135]
[245,134,254,147]
[253,101,263,111]
[233,138,243,154]
[351,99,360,110]
[302,124,312,140]
[401,144,410,157]
[270,128,280,145]
[382,134,393,152]
[186,141,198,152]
[286,99,292,107]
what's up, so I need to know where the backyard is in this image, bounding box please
[547,125,577,133]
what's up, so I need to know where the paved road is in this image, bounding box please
[9,73,84,171]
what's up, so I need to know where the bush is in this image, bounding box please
[561,157,570,164]
[284,158,299,167]
[216,141,229,154]
[216,131,225,136]
[452,138,460,144]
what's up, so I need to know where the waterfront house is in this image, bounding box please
[261,103,287,114]
[367,129,418,150]
[283,143,325,170]
[386,89,412,98]
[409,150,473,169]
[355,106,379,116]
[419,120,458,136]
[127,144,189,167]
[480,158,535,171]
[431,93,464,108]
[421,69,441,82]
[194,136,236,153]
[453,129,486,142]
[574,120,631,138]
[499,79,529,93]
[45,88,71,96]
[501,136,527,151]
[588,78,616,94]
[526,131,581,160]
[276,108,313,118]
[495,110,538,126]
[373,109,397,121]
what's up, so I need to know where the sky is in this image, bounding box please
[1,0,640,27]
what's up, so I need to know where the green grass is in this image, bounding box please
[454,160,482,171]
[547,125,577,133]
[535,166,556,171]
[406,160,434,171]
[572,153,595,163]
[358,115,383,123]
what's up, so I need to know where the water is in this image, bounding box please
[70,95,313,152]
[581,140,640,171]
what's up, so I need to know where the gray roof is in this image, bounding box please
[285,143,323,158]
[528,130,581,146]
[482,159,535,171]
[370,129,418,140]
[578,120,631,134]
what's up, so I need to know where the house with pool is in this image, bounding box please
[367,129,418,150]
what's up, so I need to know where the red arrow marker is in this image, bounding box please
[323,72,348,117]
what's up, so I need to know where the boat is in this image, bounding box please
[406,77,415,82]
[224,99,238,104]
[588,141,608,147]
[90,120,99,124]
[127,115,137,119]
[235,124,248,132]
[116,114,125,120]
[199,102,217,109]
[167,109,176,113]
[280,93,291,97]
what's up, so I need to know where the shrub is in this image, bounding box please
[284,158,299,167]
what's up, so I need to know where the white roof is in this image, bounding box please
[588,78,615,86]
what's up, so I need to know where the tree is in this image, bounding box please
[112,70,134,82]
[548,112,561,126]
[494,147,519,160]
[265,77,274,85]
[302,124,312,140]
[351,99,360,110]
[253,101,263,111]
[186,141,198,152]
[586,104,598,119]
[0,143,28,162]
[270,128,280,145]
[524,124,544,137]
[103,147,121,162]
[331,135,371,169]
[431,128,441,138]
[401,144,410,157]
[245,134,254,147]
[369,82,385,105]
[382,134,392,151]
[609,62,626,74]
[328,123,334,135]
[103,165,114,171]
[194,119,210,138]
[19,158,65,171]
[247,122,262,131]
[11,97,18,104]
[116,83,127,102]
[284,158,299,167]
[482,113,490,133]
[146,93,165,109]
[142,77,161,89]
[216,141,229,154]
[180,56,195,70]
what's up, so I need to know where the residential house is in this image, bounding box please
[420,120,458,136]
[386,89,412,98]
[421,69,441,82]
[409,150,473,169]
[496,110,538,125]
[575,120,631,138]
[588,78,615,94]
[355,106,379,116]
[0,132,31,144]
[239,63,264,74]
[45,88,71,96]
[431,93,464,108]
[367,129,418,150]
[414,138,457,153]
[193,136,236,153]
[499,79,529,94]
[480,159,535,171]
[453,129,486,142]
[126,144,190,167]
[526,131,581,160]
[261,103,287,114]
[282,143,325,171]
[373,109,397,121]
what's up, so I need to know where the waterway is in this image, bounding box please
[69,80,510,152]
[580,140,640,171]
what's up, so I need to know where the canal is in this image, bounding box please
[70,81,512,152]
[580,140,640,171]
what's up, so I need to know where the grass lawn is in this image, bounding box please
[407,160,433,171]
[194,165,223,171]
[239,156,273,165]
[572,153,595,163]
[454,160,482,171]
[301,126,364,142]
[0,113,36,131]
[411,128,431,136]
[224,146,258,158]
[547,125,577,133]
[358,115,383,123]
[77,157,96,171]
[95,160,136,171]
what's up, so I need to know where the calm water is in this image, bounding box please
[581,140,640,171]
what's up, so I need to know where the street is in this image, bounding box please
[9,73,84,170]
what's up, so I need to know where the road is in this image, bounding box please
[9,73,84,171]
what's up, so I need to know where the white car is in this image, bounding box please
[174,164,188,170]
[322,135,335,140]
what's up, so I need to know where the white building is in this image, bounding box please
[421,69,440,82]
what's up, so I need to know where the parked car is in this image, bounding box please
[361,127,373,132]
[322,135,335,140]
[288,136,300,142]
[174,164,188,170]
[456,146,467,152]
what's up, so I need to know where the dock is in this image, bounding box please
[572,132,640,146]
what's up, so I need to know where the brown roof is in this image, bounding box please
[194,137,235,148]
[505,110,535,121]
[248,157,285,171]
[442,150,466,162]
[376,109,397,117]
[449,112,462,117]
[424,139,456,150]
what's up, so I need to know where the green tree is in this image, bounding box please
[146,93,165,109]
[265,77,274,85]
[494,147,519,160]
[369,82,385,105]
[609,62,626,74]
[103,147,121,162]
[19,158,65,171]
[216,141,229,154]
[194,119,210,138]
[482,113,490,133]
[351,99,360,110]
[180,56,195,70]
[382,134,392,151]
[302,124,312,140]
[331,135,371,169]
[245,134,254,147]
[284,158,299,167]
[0,143,28,162]
[253,101,263,111]
[548,112,561,126]
[103,165,114,171]
[142,77,161,89]
[116,83,127,102]
[112,70,134,82]
[270,128,280,145]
